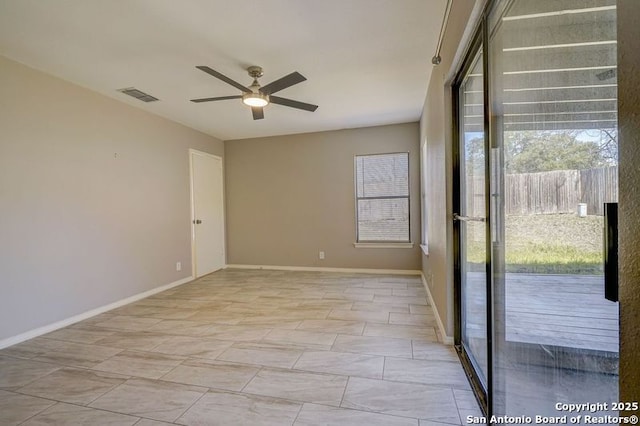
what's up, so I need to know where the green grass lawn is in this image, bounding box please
[464,214,604,274]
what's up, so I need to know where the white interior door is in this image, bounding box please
[190,150,225,277]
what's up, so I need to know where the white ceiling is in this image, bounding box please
[0,0,446,141]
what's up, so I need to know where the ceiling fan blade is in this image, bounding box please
[196,66,250,93]
[270,95,318,112]
[260,72,306,95]
[190,95,242,103]
[251,107,264,120]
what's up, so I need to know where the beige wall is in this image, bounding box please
[0,55,223,342]
[224,123,421,270]
[617,0,640,405]
[420,0,478,337]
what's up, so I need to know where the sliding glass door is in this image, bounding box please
[455,0,619,419]
[456,45,489,398]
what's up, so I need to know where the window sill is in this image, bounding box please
[420,244,429,256]
[353,242,414,249]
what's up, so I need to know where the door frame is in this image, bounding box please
[189,149,226,278]
[452,13,493,417]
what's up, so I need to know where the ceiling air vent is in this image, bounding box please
[118,87,159,102]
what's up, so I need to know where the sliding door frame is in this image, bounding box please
[452,11,493,417]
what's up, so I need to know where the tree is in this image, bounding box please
[585,129,618,164]
[464,135,485,174]
[504,131,615,174]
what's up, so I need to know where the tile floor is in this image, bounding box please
[0,269,481,425]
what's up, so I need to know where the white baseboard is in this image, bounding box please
[225,264,421,276]
[0,275,194,350]
[421,273,454,345]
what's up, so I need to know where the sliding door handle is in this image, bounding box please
[453,213,486,223]
[604,202,618,302]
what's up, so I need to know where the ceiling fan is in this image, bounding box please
[190,65,318,120]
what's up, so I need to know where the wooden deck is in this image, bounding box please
[467,273,619,353]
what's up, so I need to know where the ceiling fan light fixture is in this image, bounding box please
[242,92,269,107]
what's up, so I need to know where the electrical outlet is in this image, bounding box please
[176,262,182,271]
[319,251,325,260]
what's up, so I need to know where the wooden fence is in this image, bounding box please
[465,166,618,216]
[579,166,618,216]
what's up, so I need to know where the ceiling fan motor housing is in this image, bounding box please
[246,66,267,100]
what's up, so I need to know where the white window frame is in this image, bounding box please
[420,140,429,255]
[353,152,413,248]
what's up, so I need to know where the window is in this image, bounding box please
[420,140,429,252]
[355,152,410,243]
